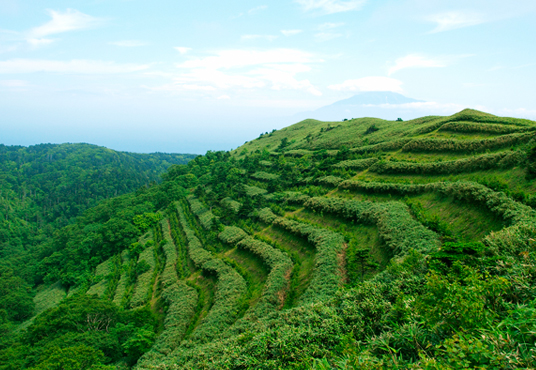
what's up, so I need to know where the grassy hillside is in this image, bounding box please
[238,108,534,155]
[1,110,536,369]
[0,143,196,331]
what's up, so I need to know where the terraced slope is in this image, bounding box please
[6,109,536,369]
[139,109,535,368]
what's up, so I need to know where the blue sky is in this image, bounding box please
[1,0,535,153]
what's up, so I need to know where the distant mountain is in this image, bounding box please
[293,91,455,122]
[328,91,423,106]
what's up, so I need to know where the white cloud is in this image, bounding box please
[174,47,192,54]
[366,101,465,114]
[388,54,447,75]
[241,35,278,41]
[248,5,268,15]
[499,107,536,119]
[232,5,268,19]
[427,11,485,33]
[317,22,345,30]
[0,79,28,87]
[181,84,217,91]
[281,29,302,36]
[0,59,150,74]
[109,40,147,47]
[295,0,366,14]
[0,9,102,49]
[177,49,316,70]
[26,38,55,47]
[328,76,404,92]
[166,49,322,95]
[174,68,265,90]
[314,22,345,41]
[28,9,103,38]
[217,95,231,100]
[249,64,322,95]
[315,32,342,42]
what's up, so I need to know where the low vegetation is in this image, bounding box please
[1,109,536,369]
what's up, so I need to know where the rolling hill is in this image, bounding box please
[1,110,536,369]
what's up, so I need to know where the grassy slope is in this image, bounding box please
[10,108,536,369]
[236,109,534,155]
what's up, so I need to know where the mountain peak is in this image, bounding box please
[327,91,424,108]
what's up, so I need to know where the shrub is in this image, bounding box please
[87,256,118,298]
[187,196,218,230]
[220,197,242,214]
[368,151,524,175]
[333,157,379,170]
[339,179,535,229]
[365,124,379,135]
[244,185,268,197]
[350,139,411,155]
[112,250,131,306]
[259,208,345,304]
[218,226,248,245]
[176,204,247,343]
[130,232,156,308]
[315,176,344,187]
[401,132,533,153]
[251,171,279,181]
[236,237,293,316]
[33,281,67,317]
[159,219,178,289]
[303,197,440,255]
[135,281,198,367]
[439,121,532,135]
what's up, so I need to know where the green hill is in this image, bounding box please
[1,110,536,369]
[0,142,196,287]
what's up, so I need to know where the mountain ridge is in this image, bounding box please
[292,91,453,122]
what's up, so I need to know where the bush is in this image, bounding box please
[333,157,379,170]
[260,208,346,304]
[87,257,118,298]
[401,132,533,153]
[220,197,242,214]
[135,282,197,367]
[251,171,279,181]
[112,250,131,307]
[315,176,344,187]
[159,219,179,289]
[236,236,293,316]
[369,151,525,175]
[187,196,218,230]
[244,185,268,197]
[218,226,248,245]
[439,121,532,135]
[304,197,440,255]
[130,232,156,308]
[176,204,246,343]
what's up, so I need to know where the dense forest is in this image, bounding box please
[0,143,195,353]
[1,109,536,369]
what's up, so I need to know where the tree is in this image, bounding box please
[278,137,289,151]
[27,345,110,370]
[0,266,34,322]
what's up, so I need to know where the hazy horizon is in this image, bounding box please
[1,0,535,153]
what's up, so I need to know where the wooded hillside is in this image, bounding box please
[1,110,535,369]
